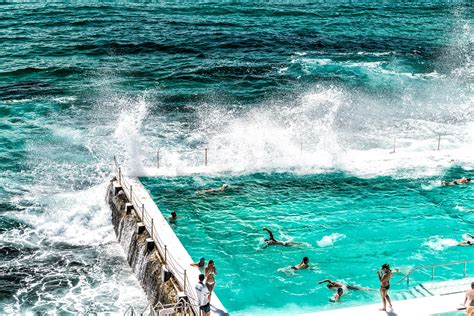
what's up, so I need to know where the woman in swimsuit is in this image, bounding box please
[205,260,218,295]
[377,263,393,311]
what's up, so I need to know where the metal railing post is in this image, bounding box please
[151,218,154,239]
[129,185,133,203]
[390,137,396,154]
[164,245,167,265]
[142,203,145,221]
[204,148,208,166]
[437,135,441,150]
[431,266,435,281]
[183,269,187,295]
[118,167,122,185]
[157,150,160,169]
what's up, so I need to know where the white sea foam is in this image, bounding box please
[113,94,149,176]
[423,237,458,251]
[317,233,346,247]
[138,83,473,179]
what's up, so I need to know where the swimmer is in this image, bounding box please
[318,279,370,291]
[442,178,471,186]
[262,227,303,248]
[459,240,474,246]
[329,287,344,302]
[291,256,309,270]
[168,211,182,224]
[196,184,229,194]
[458,234,474,246]
[191,257,206,268]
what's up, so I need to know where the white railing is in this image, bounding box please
[113,156,200,315]
[152,134,451,168]
[396,260,474,287]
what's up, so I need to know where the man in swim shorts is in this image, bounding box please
[195,274,211,316]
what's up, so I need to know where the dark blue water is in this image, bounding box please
[1,2,472,314]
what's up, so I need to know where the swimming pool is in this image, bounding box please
[141,167,474,315]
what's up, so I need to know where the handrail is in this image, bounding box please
[151,133,454,169]
[112,156,200,315]
[396,260,474,287]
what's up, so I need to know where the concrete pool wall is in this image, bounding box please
[107,168,227,315]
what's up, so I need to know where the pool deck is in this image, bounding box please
[301,292,467,316]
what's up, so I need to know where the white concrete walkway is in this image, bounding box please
[301,292,467,316]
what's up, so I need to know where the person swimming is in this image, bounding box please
[329,287,344,302]
[318,279,370,291]
[168,211,181,224]
[458,234,474,246]
[196,184,229,194]
[291,257,309,270]
[191,257,206,268]
[262,227,303,248]
[442,177,471,186]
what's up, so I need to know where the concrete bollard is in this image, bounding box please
[136,222,145,234]
[146,238,155,251]
[125,203,134,215]
[113,182,123,195]
[177,291,188,303]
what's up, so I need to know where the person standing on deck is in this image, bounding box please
[205,260,218,296]
[464,282,474,315]
[377,263,393,311]
[195,274,211,316]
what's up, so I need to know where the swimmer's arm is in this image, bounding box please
[468,234,474,239]
[377,270,382,281]
[318,279,331,284]
[263,227,275,241]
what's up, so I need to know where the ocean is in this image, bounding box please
[1,2,473,314]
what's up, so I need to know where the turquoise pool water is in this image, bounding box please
[141,168,474,314]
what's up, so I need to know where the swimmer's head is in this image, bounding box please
[467,178,471,182]
[303,256,309,264]
[171,211,177,218]
[337,288,344,295]
[199,257,205,264]
[222,184,229,189]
